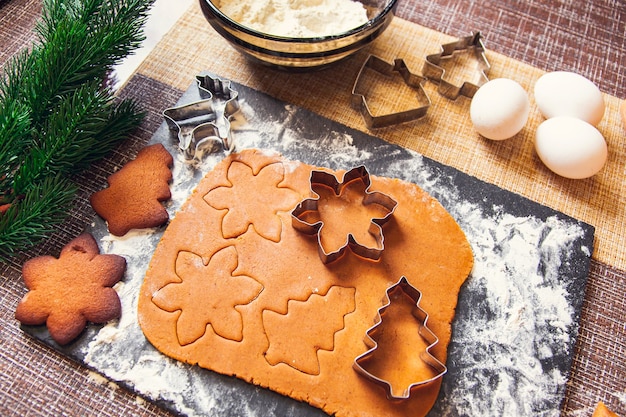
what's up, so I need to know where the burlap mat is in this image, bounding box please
[133,6,626,272]
[1,0,624,416]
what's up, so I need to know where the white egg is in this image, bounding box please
[534,71,605,126]
[470,78,530,140]
[535,116,607,179]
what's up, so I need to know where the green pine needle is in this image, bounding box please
[0,175,77,258]
[0,98,32,191]
[80,98,146,167]
[0,0,153,259]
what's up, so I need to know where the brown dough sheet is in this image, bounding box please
[138,149,474,417]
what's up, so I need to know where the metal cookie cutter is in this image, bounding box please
[163,74,240,161]
[353,276,447,400]
[422,31,490,99]
[291,166,398,264]
[352,55,431,129]
[195,74,241,151]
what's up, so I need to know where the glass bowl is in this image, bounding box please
[198,0,398,70]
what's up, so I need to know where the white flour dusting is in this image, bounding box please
[84,230,210,417]
[81,84,593,417]
[215,0,369,37]
[431,203,585,417]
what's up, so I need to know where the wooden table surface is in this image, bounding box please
[1,0,624,416]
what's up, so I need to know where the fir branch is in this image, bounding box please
[79,98,145,166]
[12,83,113,194]
[24,0,151,123]
[0,51,35,192]
[0,0,153,258]
[0,97,32,194]
[0,175,77,259]
[12,83,145,195]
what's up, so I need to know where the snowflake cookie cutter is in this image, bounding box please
[291,166,398,264]
[163,74,241,161]
[422,31,490,100]
[353,276,447,400]
[351,55,431,129]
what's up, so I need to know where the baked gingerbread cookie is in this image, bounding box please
[138,149,474,417]
[15,233,126,345]
[90,143,173,236]
[593,402,622,417]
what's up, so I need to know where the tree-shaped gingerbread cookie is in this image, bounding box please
[90,143,173,236]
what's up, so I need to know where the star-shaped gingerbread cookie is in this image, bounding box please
[15,233,126,345]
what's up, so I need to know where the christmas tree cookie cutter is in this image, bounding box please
[351,55,431,129]
[291,166,397,264]
[163,74,240,161]
[422,31,490,99]
[353,276,447,400]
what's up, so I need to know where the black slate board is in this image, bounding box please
[24,74,594,417]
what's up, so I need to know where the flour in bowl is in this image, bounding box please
[215,0,369,37]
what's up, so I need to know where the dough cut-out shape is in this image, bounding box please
[263,285,356,375]
[152,246,262,345]
[15,233,125,345]
[138,149,474,417]
[90,143,173,236]
[292,166,397,264]
[205,159,300,242]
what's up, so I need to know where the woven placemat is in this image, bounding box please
[134,5,626,271]
[0,0,40,71]
[1,0,624,416]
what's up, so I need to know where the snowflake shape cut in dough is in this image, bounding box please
[152,246,262,346]
[14,234,126,345]
[292,166,397,264]
[204,160,300,243]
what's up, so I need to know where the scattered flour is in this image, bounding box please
[88,370,112,386]
[215,0,369,37]
[80,83,593,417]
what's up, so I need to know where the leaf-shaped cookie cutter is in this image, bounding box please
[422,31,490,99]
[353,276,447,400]
[291,166,397,264]
[163,74,240,161]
